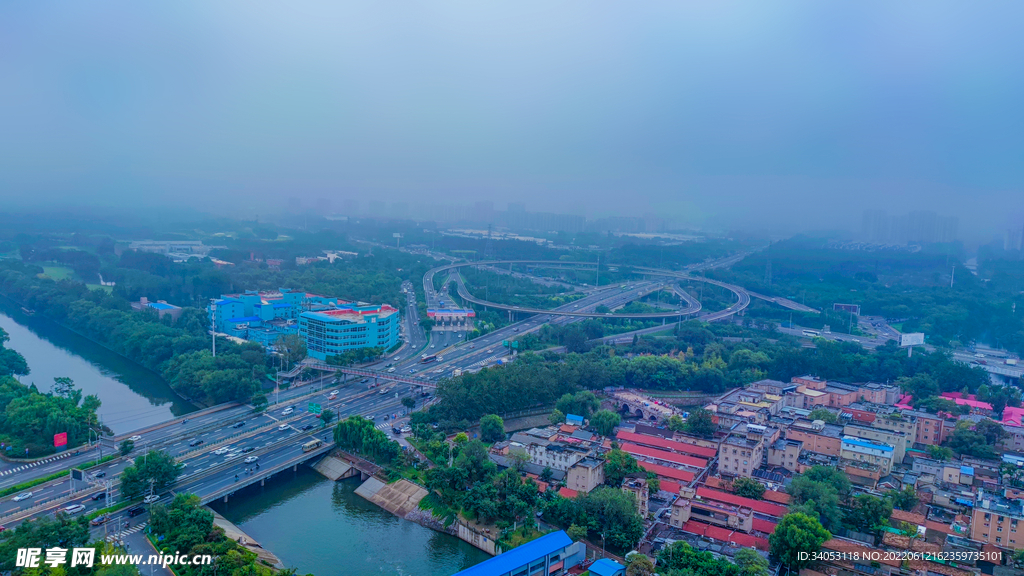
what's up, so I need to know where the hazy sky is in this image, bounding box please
[2,2,1022,238]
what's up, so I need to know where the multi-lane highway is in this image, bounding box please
[0,377,419,534]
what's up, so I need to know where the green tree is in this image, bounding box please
[682,408,716,438]
[769,513,831,569]
[273,333,307,369]
[555,391,601,419]
[51,376,75,398]
[590,409,621,437]
[480,414,505,442]
[567,523,588,542]
[320,408,336,427]
[802,465,851,500]
[788,475,843,532]
[454,432,469,445]
[119,450,182,499]
[734,548,769,576]
[540,466,554,483]
[625,554,655,576]
[807,407,838,424]
[604,449,642,487]
[549,409,565,426]
[846,494,893,535]
[887,486,919,511]
[251,393,268,412]
[401,397,416,410]
[926,444,953,461]
[732,477,766,500]
[119,439,135,456]
[666,414,685,432]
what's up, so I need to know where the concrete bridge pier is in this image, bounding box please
[293,464,298,472]
[261,478,265,487]
[223,495,228,503]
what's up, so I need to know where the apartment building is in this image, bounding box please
[845,403,919,446]
[622,477,649,517]
[565,458,605,494]
[970,493,1024,550]
[669,486,754,533]
[843,422,909,463]
[786,419,844,456]
[717,425,768,478]
[767,439,802,472]
[840,436,896,476]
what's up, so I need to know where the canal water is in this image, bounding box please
[211,468,490,576]
[0,299,194,433]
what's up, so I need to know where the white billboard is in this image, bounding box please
[900,333,925,347]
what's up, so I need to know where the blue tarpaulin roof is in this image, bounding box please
[147,302,178,310]
[589,559,625,576]
[960,465,974,476]
[955,498,974,506]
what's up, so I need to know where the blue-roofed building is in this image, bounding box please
[588,559,625,576]
[840,435,896,475]
[131,297,183,322]
[565,414,584,426]
[208,288,400,354]
[452,530,584,576]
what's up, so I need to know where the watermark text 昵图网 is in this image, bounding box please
[16,548,214,569]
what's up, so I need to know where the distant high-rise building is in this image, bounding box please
[860,209,956,244]
[472,201,494,223]
[316,197,331,212]
[507,201,526,213]
[1006,225,1024,251]
[368,200,386,215]
[342,198,360,215]
[861,210,889,242]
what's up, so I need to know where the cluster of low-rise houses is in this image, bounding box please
[482,376,1024,576]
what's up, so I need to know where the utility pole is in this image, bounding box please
[950,265,955,288]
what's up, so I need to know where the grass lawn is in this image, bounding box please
[86,284,113,293]
[41,266,74,280]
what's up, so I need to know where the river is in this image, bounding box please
[0,299,490,574]
[0,299,194,433]
[210,468,490,576]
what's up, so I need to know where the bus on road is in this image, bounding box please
[420,354,438,364]
[802,330,821,337]
[302,439,324,452]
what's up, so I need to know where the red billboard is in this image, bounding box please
[53,432,67,448]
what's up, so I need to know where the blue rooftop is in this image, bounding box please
[147,302,178,310]
[589,558,625,576]
[215,299,240,306]
[452,531,572,576]
[566,413,584,423]
[960,465,974,475]
[842,437,893,452]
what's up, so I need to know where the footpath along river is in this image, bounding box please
[0,298,490,575]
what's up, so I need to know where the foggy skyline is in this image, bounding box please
[2,2,1023,242]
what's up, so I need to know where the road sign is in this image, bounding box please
[308,402,322,415]
[502,340,509,346]
[54,432,67,448]
[71,469,85,481]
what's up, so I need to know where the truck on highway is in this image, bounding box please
[1007,359,1019,366]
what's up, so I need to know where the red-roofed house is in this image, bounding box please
[696,487,788,518]
[680,520,769,551]
[620,443,708,470]
[762,490,791,505]
[615,431,718,458]
[638,461,695,484]
[658,481,682,495]
[751,518,777,534]
[558,487,579,499]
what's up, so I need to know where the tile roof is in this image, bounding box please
[615,431,718,458]
[751,518,777,534]
[620,443,708,469]
[638,461,695,483]
[680,520,769,551]
[696,487,787,518]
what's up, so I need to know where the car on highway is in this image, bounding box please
[360,378,369,383]
[144,495,160,504]
[225,452,241,460]
[241,447,255,453]
[128,435,142,442]
[189,439,204,447]
[232,421,246,428]
[387,367,396,373]
[430,345,435,348]
[278,424,289,431]
[282,407,294,416]
[11,492,33,502]
[244,456,259,464]
[128,506,145,517]
[92,492,107,501]
[213,447,231,455]
[94,471,106,478]
[62,504,86,515]
[90,514,109,526]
